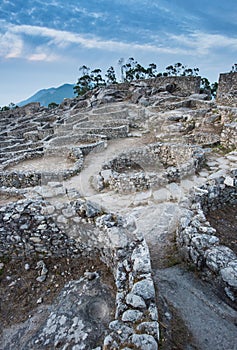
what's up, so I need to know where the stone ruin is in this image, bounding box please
[0,73,237,349]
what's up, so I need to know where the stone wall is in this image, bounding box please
[0,152,84,188]
[220,123,237,150]
[73,124,129,139]
[107,76,201,96]
[0,197,159,348]
[98,143,205,193]
[216,72,237,107]
[147,76,201,96]
[177,171,237,302]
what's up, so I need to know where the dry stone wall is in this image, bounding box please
[177,170,237,302]
[220,123,237,150]
[98,143,205,193]
[216,72,237,107]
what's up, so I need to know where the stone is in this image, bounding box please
[148,303,158,321]
[121,309,143,322]
[224,176,234,187]
[36,275,47,283]
[125,293,146,309]
[84,271,99,280]
[131,243,151,274]
[191,234,219,251]
[220,261,237,288]
[131,278,155,301]
[109,321,133,342]
[62,207,76,218]
[24,263,30,270]
[108,227,128,248]
[131,334,158,350]
[152,188,171,203]
[166,182,183,201]
[30,237,42,243]
[136,321,159,339]
[205,246,236,272]
[57,215,68,224]
[101,169,113,182]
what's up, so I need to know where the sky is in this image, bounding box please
[0,0,237,106]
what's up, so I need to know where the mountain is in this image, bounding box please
[17,84,76,107]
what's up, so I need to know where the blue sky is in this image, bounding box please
[0,0,236,106]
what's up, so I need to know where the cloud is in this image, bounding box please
[0,31,23,58]
[28,51,59,62]
[169,31,237,55]
[1,21,237,63]
[5,23,190,56]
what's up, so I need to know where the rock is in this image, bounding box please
[62,207,76,218]
[152,188,171,202]
[0,263,4,270]
[205,246,236,272]
[109,320,133,341]
[24,263,30,270]
[189,93,210,100]
[125,293,146,309]
[131,278,155,301]
[224,176,234,187]
[220,261,237,288]
[56,215,68,224]
[148,303,158,321]
[101,169,113,183]
[131,334,158,349]
[108,227,128,248]
[30,237,42,243]
[36,275,47,283]
[84,271,99,280]
[166,83,176,93]
[131,243,151,274]
[121,309,143,322]
[136,321,159,339]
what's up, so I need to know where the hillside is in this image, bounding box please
[17,83,76,107]
[0,74,237,349]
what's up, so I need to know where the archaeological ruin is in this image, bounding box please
[0,73,237,349]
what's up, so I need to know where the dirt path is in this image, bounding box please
[155,266,237,350]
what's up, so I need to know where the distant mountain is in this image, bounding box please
[18,84,76,107]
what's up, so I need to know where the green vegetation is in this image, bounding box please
[74,57,218,98]
[0,103,18,112]
[48,102,59,109]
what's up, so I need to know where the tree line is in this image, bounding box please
[74,57,220,97]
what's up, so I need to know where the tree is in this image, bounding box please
[48,102,59,109]
[231,63,237,72]
[164,63,199,77]
[74,65,92,96]
[146,63,157,78]
[211,82,218,98]
[106,66,117,85]
[90,68,106,88]
[0,103,18,112]
[123,57,138,82]
[200,77,211,94]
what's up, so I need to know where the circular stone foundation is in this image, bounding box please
[98,142,205,193]
[6,156,75,172]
